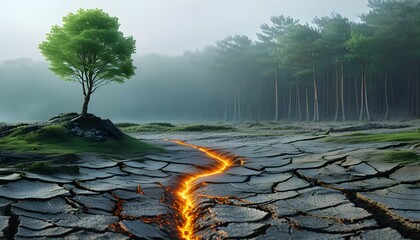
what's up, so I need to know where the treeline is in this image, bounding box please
[184,0,420,121]
[2,0,419,123]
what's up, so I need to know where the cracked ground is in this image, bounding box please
[0,124,419,239]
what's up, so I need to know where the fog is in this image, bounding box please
[7,0,418,123]
[0,56,222,122]
[0,0,368,61]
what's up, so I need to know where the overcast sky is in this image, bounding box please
[0,0,370,61]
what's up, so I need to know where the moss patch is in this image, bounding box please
[178,124,233,132]
[326,131,420,144]
[382,150,420,163]
[120,123,175,132]
[0,124,162,155]
[15,161,80,175]
[119,123,234,132]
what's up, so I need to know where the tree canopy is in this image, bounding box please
[39,9,136,117]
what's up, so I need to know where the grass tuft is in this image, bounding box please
[326,131,420,144]
[381,150,420,164]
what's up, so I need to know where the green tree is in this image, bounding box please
[257,16,297,121]
[345,24,374,121]
[280,23,321,121]
[39,9,136,118]
[215,35,254,121]
[315,14,351,121]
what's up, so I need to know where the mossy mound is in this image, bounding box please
[0,113,162,156]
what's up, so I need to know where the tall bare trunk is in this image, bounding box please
[237,87,242,121]
[389,72,395,107]
[274,68,279,121]
[334,62,339,121]
[407,66,412,111]
[415,58,420,117]
[354,76,359,115]
[297,82,302,121]
[312,53,319,122]
[224,75,228,122]
[340,62,346,121]
[288,84,292,121]
[384,72,389,120]
[359,68,364,121]
[258,75,262,121]
[306,78,309,121]
[233,88,237,121]
[364,71,371,121]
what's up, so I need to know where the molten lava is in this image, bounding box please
[170,140,234,240]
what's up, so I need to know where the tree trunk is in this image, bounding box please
[306,78,309,121]
[340,62,346,121]
[312,53,319,122]
[384,72,389,120]
[258,75,262,121]
[389,72,395,107]
[415,58,420,117]
[233,88,237,122]
[288,84,292,121]
[334,62,339,121]
[364,71,371,121]
[81,95,90,117]
[355,76,359,115]
[224,75,228,122]
[297,82,302,121]
[237,87,242,121]
[274,68,279,121]
[359,68,364,121]
[407,66,412,111]
[347,77,351,117]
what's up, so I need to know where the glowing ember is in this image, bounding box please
[170,140,235,240]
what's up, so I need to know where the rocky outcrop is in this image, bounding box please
[15,113,122,143]
[59,113,124,141]
[1,113,123,143]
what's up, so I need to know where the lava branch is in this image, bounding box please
[169,140,236,240]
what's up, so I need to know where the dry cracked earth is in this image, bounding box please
[0,126,419,239]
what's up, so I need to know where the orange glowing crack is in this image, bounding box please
[169,140,234,240]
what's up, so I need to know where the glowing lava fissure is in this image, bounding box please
[170,140,235,240]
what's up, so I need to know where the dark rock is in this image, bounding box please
[0,180,69,199]
[70,114,123,140]
[54,213,118,231]
[51,153,80,164]
[210,204,269,223]
[360,227,407,240]
[13,197,74,214]
[0,123,27,137]
[47,112,79,123]
[120,220,170,239]
[121,196,168,217]
[19,216,54,230]
[73,195,116,213]
[16,225,73,238]
[57,231,129,240]
[0,152,46,164]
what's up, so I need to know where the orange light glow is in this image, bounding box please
[170,140,234,240]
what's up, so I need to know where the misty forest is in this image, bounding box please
[1,1,420,122]
[0,1,419,240]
